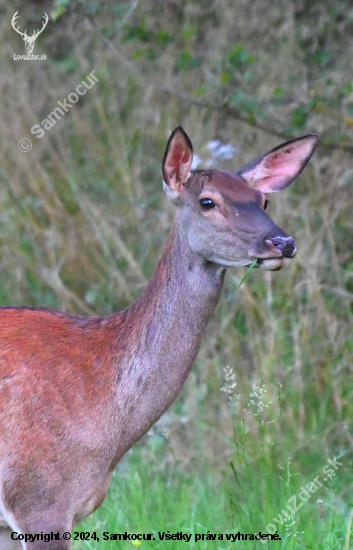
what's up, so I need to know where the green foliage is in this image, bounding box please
[2,0,353,546]
[72,408,353,549]
[175,49,201,72]
[226,43,254,68]
[51,0,70,21]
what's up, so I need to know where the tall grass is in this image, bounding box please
[1,0,353,546]
[72,402,352,549]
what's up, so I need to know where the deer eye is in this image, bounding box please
[264,199,269,210]
[200,198,215,210]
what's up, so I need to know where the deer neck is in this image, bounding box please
[114,215,226,452]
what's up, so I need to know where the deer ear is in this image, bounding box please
[162,127,193,202]
[237,134,319,193]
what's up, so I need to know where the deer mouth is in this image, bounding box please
[249,237,297,271]
[256,256,292,271]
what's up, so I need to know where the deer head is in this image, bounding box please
[163,127,319,271]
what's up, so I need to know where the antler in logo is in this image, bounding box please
[11,11,49,54]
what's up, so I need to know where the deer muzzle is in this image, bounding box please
[249,234,297,271]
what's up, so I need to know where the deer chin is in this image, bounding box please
[256,257,291,271]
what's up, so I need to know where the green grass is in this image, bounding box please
[72,413,352,550]
[1,0,353,547]
[72,355,353,549]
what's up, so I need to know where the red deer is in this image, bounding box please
[0,127,318,549]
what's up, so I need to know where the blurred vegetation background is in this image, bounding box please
[2,0,353,547]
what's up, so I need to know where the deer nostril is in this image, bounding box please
[265,236,296,257]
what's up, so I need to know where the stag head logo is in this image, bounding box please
[11,11,49,54]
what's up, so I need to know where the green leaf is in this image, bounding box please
[273,86,283,97]
[220,70,231,84]
[237,259,258,289]
[122,21,153,43]
[175,50,201,72]
[343,80,353,97]
[229,91,260,114]
[51,0,69,21]
[290,105,309,129]
[181,25,197,40]
[227,43,254,68]
[155,29,175,45]
[194,86,207,97]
